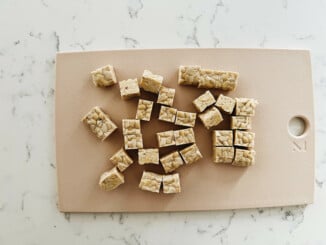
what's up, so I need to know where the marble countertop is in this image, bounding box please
[1,0,326,244]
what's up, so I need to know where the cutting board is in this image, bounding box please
[55,48,314,212]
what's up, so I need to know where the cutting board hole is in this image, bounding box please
[288,116,308,137]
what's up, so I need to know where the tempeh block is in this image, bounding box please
[160,151,184,173]
[139,171,162,193]
[110,148,133,172]
[136,99,153,121]
[162,173,181,194]
[99,167,124,191]
[192,90,216,112]
[179,144,203,164]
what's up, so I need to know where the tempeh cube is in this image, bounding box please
[91,65,117,87]
[139,171,162,193]
[235,98,258,116]
[179,144,203,164]
[192,90,216,112]
[140,70,163,93]
[159,106,177,123]
[174,128,195,146]
[215,94,235,114]
[138,148,159,165]
[157,86,175,106]
[122,119,141,135]
[231,116,252,130]
[232,149,256,167]
[198,106,223,129]
[119,78,140,100]
[175,111,197,127]
[82,106,118,141]
[136,99,153,121]
[163,173,181,194]
[156,130,175,147]
[160,151,184,173]
[212,130,233,146]
[110,148,133,172]
[197,69,239,91]
[124,134,143,150]
[99,167,124,191]
[178,65,201,86]
[234,130,255,148]
[212,147,234,164]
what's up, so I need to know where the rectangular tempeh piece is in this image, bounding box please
[159,106,177,123]
[156,130,175,147]
[124,134,143,150]
[99,167,124,191]
[110,148,133,172]
[119,78,140,99]
[197,69,239,91]
[212,130,233,146]
[82,106,118,141]
[140,70,163,93]
[162,173,181,194]
[192,90,216,112]
[174,128,195,146]
[235,98,258,116]
[179,144,203,164]
[138,171,162,193]
[91,64,117,87]
[160,151,184,173]
[213,147,235,164]
[215,94,236,114]
[136,99,153,121]
[157,86,176,106]
[175,111,197,127]
[198,106,223,129]
[178,65,201,86]
[231,116,252,130]
[232,149,256,167]
[234,130,255,148]
[138,148,159,165]
[122,119,141,135]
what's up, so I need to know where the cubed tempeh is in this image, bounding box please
[212,130,233,146]
[197,69,239,91]
[124,134,143,150]
[119,78,140,99]
[138,148,159,165]
[235,98,258,116]
[232,148,256,167]
[122,119,141,135]
[163,173,181,194]
[175,111,197,127]
[140,70,163,93]
[198,106,223,129]
[157,86,175,106]
[192,90,216,112]
[159,106,177,123]
[82,106,117,141]
[99,167,124,191]
[215,94,235,114]
[179,144,203,164]
[136,99,153,121]
[178,65,201,86]
[139,171,162,193]
[234,130,255,148]
[231,116,252,130]
[160,151,184,173]
[156,130,175,147]
[91,65,117,87]
[174,128,195,146]
[110,148,133,172]
[212,147,234,164]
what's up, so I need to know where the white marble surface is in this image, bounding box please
[0,0,326,244]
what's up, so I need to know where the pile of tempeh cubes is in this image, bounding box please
[82,64,258,194]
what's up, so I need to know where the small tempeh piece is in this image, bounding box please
[122,119,141,135]
[91,65,117,87]
[234,130,255,148]
[139,171,162,193]
[163,173,181,194]
[157,86,175,106]
[174,128,195,146]
[110,148,133,172]
[232,149,256,167]
[215,94,236,114]
[192,90,216,112]
[212,130,233,146]
[124,134,143,150]
[175,111,197,127]
[82,106,118,141]
[231,116,252,130]
[136,99,153,121]
[159,106,177,123]
[235,98,258,116]
[138,148,159,165]
[178,65,201,86]
[160,151,184,173]
[179,144,203,164]
[156,130,175,148]
[198,106,223,129]
[197,69,239,91]
[213,147,235,164]
[140,70,163,93]
[119,78,140,100]
[99,167,124,191]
